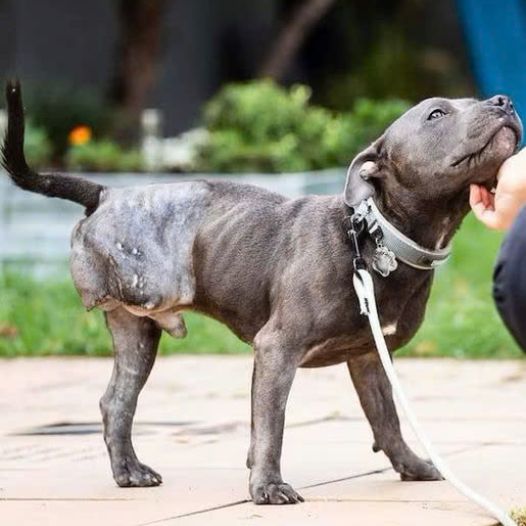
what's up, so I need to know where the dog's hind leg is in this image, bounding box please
[100,307,162,487]
[347,352,443,481]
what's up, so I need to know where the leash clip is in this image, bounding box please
[346,203,398,278]
[346,213,366,271]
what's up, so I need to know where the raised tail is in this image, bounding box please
[1,79,104,214]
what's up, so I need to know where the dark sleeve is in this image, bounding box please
[493,205,526,352]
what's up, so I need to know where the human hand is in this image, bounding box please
[470,147,526,230]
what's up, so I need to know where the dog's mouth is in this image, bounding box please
[451,124,521,170]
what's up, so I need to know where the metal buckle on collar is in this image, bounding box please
[347,197,452,276]
[346,204,398,278]
[362,209,398,277]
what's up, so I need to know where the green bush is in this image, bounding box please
[195,80,410,173]
[345,98,411,152]
[24,120,53,168]
[66,140,143,172]
[25,82,111,157]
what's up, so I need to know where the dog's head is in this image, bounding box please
[344,95,523,207]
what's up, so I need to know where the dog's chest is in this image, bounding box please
[299,269,432,367]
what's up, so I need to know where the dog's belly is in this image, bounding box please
[70,182,209,313]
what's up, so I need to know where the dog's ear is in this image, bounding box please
[343,140,383,207]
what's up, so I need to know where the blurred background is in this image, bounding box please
[1,0,525,359]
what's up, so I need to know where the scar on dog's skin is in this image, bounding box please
[2,80,522,504]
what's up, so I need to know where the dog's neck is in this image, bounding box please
[369,188,471,250]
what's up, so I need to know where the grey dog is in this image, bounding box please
[2,80,522,504]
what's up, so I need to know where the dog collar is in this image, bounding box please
[350,198,451,276]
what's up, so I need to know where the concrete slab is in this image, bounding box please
[0,356,525,525]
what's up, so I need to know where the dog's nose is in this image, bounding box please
[487,94,515,114]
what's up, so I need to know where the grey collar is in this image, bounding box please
[352,198,451,276]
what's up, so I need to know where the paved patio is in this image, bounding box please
[1,356,525,526]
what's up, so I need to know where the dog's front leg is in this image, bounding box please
[347,352,443,481]
[248,330,304,504]
[101,308,163,487]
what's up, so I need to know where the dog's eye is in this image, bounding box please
[427,109,446,121]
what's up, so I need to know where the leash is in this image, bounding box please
[352,267,516,526]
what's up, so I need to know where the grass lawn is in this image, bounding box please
[0,214,522,358]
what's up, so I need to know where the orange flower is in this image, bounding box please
[68,125,92,146]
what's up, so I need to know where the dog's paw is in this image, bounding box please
[398,458,443,481]
[113,460,163,487]
[250,481,304,505]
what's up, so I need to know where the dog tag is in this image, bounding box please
[372,246,398,277]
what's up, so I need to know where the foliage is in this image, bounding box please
[25,81,111,157]
[24,120,53,168]
[195,80,409,173]
[66,139,144,172]
[0,269,248,356]
[345,98,411,156]
[322,26,472,112]
[0,214,522,359]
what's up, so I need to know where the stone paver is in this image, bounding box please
[0,356,525,525]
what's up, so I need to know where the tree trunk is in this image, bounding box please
[111,0,166,134]
[260,0,337,81]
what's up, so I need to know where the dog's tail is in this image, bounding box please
[1,79,104,214]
